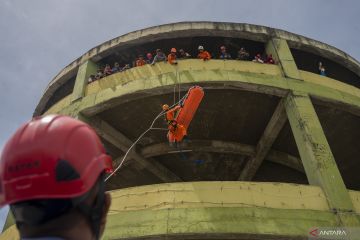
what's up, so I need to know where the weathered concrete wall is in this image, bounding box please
[2,182,360,239]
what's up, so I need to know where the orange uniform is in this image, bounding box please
[136,59,146,67]
[165,105,181,123]
[197,51,211,60]
[168,123,187,142]
[167,53,177,64]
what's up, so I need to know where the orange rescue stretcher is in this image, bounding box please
[167,86,204,143]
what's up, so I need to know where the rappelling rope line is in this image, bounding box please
[178,68,181,103]
[105,95,187,182]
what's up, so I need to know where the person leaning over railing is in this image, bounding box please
[178,49,191,59]
[151,49,167,65]
[219,45,232,60]
[197,45,211,61]
[237,47,250,60]
[136,54,146,67]
[112,62,121,73]
[168,48,178,65]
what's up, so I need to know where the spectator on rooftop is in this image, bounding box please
[237,47,250,60]
[88,74,96,83]
[146,53,153,64]
[219,46,231,60]
[136,55,146,67]
[122,64,130,71]
[168,48,178,65]
[104,64,112,76]
[319,62,326,76]
[197,45,211,61]
[151,49,167,65]
[265,54,275,64]
[178,49,191,59]
[95,69,104,80]
[112,62,121,73]
[252,53,264,63]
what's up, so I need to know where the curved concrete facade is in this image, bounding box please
[33,21,360,116]
[3,22,360,239]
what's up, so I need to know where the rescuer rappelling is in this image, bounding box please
[163,86,204,145]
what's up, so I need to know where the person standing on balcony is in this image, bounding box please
[151,49,167,65]
[0,115,114,240]
[265,54,275,64]
[136,54,146,67]
[237,47,250,60]
[197,45,211,61]
[112,62,121,73]
[178,49,191,59]
[95,68,104,80]
[145,53,153,64]
[252,53,264,63]
[168,48,178,65]
[319,62,326,76]
[104,64,112,76]
[219,46,231,60]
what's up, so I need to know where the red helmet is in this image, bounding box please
[0,115,113,207]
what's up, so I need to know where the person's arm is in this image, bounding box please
[167,54,173,64]
[151,55,157,65]
[167,105,181,115]
[206,51,211,60]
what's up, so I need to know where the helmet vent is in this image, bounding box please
[55,159,80,181]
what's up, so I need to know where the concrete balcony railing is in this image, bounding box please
[44,59,360,118]
[2,181,360,239]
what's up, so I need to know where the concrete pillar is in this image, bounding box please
[284,91,359,226]
[71,60,98,102]
[266,38,301,80]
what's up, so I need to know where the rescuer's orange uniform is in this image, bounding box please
[168,53,177,64]
[197,51,211,60]
[168,122,187,142]
[136,59,146,66]
[165,105,181,123]
[163,104,187,142]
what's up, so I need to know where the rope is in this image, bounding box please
[105,95,187,182]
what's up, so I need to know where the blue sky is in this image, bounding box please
[0,0,359,232]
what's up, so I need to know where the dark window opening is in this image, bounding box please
[291,48,360,88]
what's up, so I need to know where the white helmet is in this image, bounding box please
[198,45,204,50]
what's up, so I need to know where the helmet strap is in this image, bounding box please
[76,174,105,240]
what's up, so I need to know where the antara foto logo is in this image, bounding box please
[309,228,319,237]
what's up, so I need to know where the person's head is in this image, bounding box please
[0,115,114,240]
[198,45,204,52]
[146,53,152,59]
[162,104,169,111]
[170,48,177,55]
[114,62,119,67]
[156,49,162,55]
[179,49,185,55]
[220,46,226,52]
[240,47,245,51]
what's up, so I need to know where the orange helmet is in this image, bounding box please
[171,48,177,53]
[162,104,169,110]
